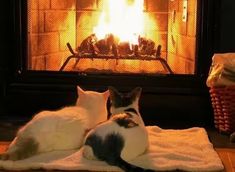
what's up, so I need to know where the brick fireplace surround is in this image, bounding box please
[28,0,197,74]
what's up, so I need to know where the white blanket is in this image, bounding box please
[0,126,224,171]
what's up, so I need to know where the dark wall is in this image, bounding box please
[0,1,11,116]
[218,0,235,52]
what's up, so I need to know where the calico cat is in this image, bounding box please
[83,86,152,172]
[0,86,109,161]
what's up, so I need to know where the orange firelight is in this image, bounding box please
[93,0,145,45]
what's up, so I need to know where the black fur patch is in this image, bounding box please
[113,115,138,128]
[124,108,138,115]
[85,133,154,172]
[112,95,134,108]
[109,87,139,108]
[85,133,124,164]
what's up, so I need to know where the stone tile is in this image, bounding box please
[31,0,50,10]
[39,0,51,9]
[185,59,195,74]
[168,6,187,36]
[76,11,100,30]
[177,35,196,60]
[30,11,39,33]
[178,0,184,13]
[167,53,187,74]
[28,0,51,10]
[147,0,168,12]
[76,28,94,48]
[145,13,168,31]
[167,53,178,73]
[167,33,177,54]
[188,0,197,13]
[31,33,60,56]
[168,11,178,33]
[46,52,68,71]
[167,53,194,74]
[158,33,167,52]
[51,0,76,10]
[30,11,45,33]
[31,55,46,70]
[59,31,76,51]
[77,0,97,10]
[187,12,197,37]
[178,0,197,37]
[30,0,38,10]
[146,31,167,52]
[177,12,187,35]
[45,11,75,32]
[33,51,72,71]
[169,0,179,11]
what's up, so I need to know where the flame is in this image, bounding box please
[93,0,145,44]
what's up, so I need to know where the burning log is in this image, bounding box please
[95,34,116,55]
[138,36,155,55]
[78,34,118,56]
[77,33,157,58]
[117,42,133,56]
[77,34,98,54]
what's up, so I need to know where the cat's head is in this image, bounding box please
[76,86,109,113]
[108,86,142,114]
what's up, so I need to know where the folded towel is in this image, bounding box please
[207,53,235,87]
[0,126,224,171]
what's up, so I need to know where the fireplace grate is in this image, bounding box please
[60,42,173,74]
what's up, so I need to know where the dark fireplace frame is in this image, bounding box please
[1,0,222,127]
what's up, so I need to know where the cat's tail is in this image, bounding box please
[0,137,39,161]
[0,153,7,160]
[110,156,155,172]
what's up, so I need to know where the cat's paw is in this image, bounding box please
[82,146,97,160]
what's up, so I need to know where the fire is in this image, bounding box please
[93,0,145,45]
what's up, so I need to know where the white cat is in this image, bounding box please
[0,86,109,160]
[83,86,151,172]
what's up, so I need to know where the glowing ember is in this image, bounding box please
[94,0,145,45]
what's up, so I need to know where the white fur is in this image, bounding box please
[7,86,109,154]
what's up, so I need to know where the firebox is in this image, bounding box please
[27,0,198,75]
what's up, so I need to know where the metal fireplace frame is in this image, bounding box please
[1,0,221,126]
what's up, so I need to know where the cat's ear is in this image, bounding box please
[130,87,142,100]
[103,89,110,99]
[77,86,85,96]
[108,86,120,101]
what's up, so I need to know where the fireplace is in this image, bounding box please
[27,0,198,75]
[1,0,222,126]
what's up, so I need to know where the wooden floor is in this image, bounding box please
[0,142,234,172]
[216,148,235,172]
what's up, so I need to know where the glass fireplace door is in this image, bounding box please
[27,0,198,75]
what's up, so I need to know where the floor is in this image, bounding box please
[0,119,235,172]
[216,148,235,172]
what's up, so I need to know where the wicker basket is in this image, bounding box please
[209,85,235,134]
